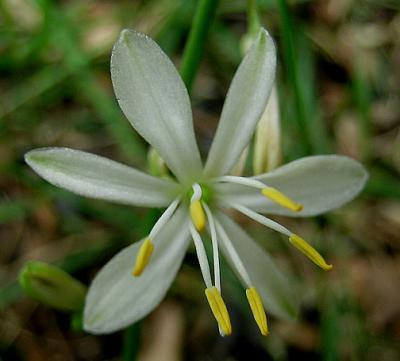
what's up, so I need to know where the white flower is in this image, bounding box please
[25,29,368,337]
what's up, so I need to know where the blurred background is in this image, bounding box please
[1,0,400,360]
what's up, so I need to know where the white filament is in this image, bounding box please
[202,203,221,291]
[149,198,180,240]
[191,183,202,202]
[232,204,292,237]
[214,175,267,190]
[189,221,212,288]
[215,221,252,287]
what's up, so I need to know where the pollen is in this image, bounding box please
[205,287,232,336]
[289,234,333,271]
[246,287,269,336]
[261,187,303,212]
[190,200,206,232]
[132,238,154,277]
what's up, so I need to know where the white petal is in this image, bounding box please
[217,155,368,217]
[111,30,202,183]
[204,28,276,177]
[215,212,298,320]
[84,206,189,334]
[25,148,179,208]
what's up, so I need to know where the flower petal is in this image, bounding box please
[217,155,368,217]
[25,147,179,208]
[111,30,202,183]
[215,212,298,320]
[204,28,276,177]
[84,206,189,334]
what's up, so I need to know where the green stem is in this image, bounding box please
[351,64,372,162]
[247,0,261,34]
[123,323,141,361]
[180,0,219,92]
[276,0,312,155]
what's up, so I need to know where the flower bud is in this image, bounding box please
[230,147,249,176]
[239,31,282,175]
[231,30,259,176]
[19,261,86,312]
[253,85,281,174]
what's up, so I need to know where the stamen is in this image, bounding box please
[261,187,303,212]
[189,221,213,288]
[246,287,269,336]
[132,199,180,277]
[190,184,206,232]
[132,238,154,276]
[216,175,267,189]
[215,220,252,287]
[205,287,232,336]
[215,176,303,212]
[232,205,333,271]
[203,203,221,291]
[289,234,333,271]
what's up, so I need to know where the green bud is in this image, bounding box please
[148,148,168,177]
[70,311,84,332]
[19,261,87,312]
[240,32,257,56]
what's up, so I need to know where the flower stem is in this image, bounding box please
[351,63,372,162]
[180,0,219,92]
[123,323,140,361]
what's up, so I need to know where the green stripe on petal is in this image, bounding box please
[216,212,298,320]
[25,148,179,208]
[84,206,190,334]
[204,28,276,177]
[217,155,368,217]
[111,30,202,184]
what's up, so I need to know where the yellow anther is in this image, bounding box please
[289,234,333,271]
[205,287,232,336]
[132,238,154,277]
[190,200,206,232]
[261,187,303,212]
[246,287,269,336]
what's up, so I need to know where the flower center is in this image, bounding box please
[130,178,332,337]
